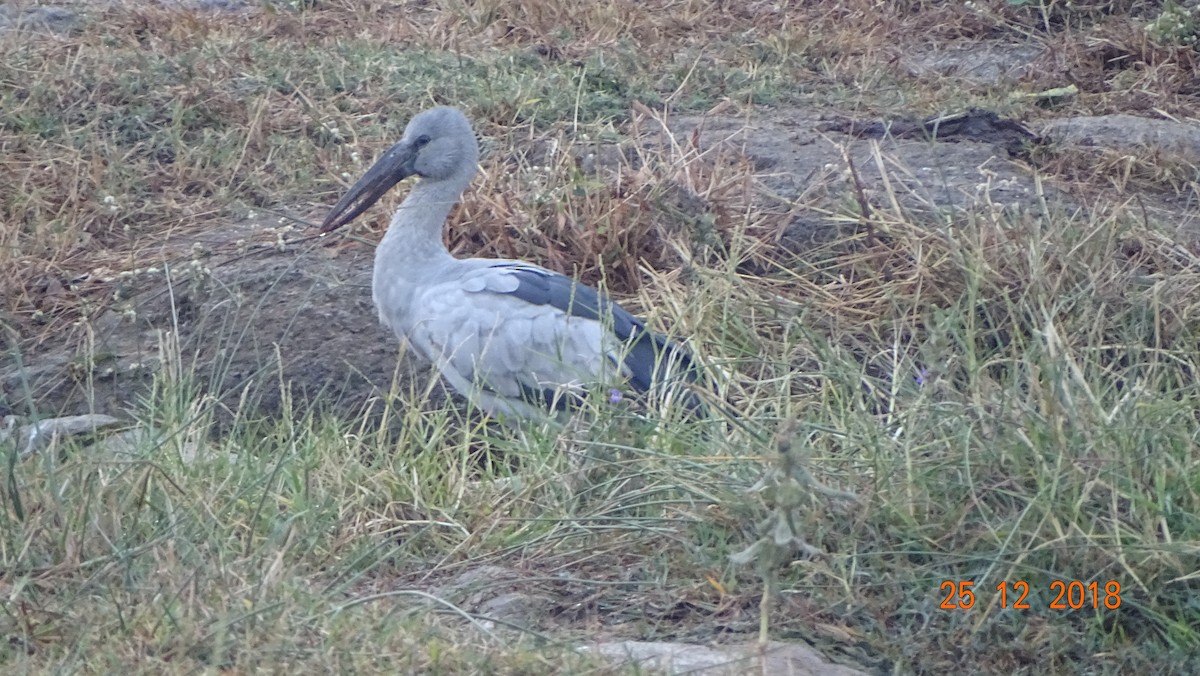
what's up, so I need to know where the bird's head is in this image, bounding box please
[319,106,479,233]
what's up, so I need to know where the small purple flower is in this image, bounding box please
[609,388,624,404]
[915,368,929,386]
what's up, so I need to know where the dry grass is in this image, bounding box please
[3,1,1200,673]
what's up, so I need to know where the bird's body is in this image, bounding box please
[321,106,700,422]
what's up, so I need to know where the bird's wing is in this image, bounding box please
[403,262,698,413]
[485,263,693,394]
[403,263,625,411]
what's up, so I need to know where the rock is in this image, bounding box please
[1040,115,1200,164]
[1,413,122,459]
[82,426,232,465]
[580,640,868,676]
[661,108,1058,246]
[902,41,1046,85]
[431,566,553,629]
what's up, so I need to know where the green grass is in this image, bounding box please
[4,1,1200,673]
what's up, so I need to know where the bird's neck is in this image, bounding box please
[376,176,467,273]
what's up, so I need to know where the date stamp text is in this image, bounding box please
[939,580,1122,610]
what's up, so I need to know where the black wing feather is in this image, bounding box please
[495,264,703,411]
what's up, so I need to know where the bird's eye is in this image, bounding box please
[414,134,431,148]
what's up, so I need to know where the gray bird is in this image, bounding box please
[320,106,702,422]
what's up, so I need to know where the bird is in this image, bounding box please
[319,106,703,423]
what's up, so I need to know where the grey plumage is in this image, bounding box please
[320,106,701,422]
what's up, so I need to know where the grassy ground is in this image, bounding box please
[3,0,1200,673]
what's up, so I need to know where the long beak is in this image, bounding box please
[320,142,417,233]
